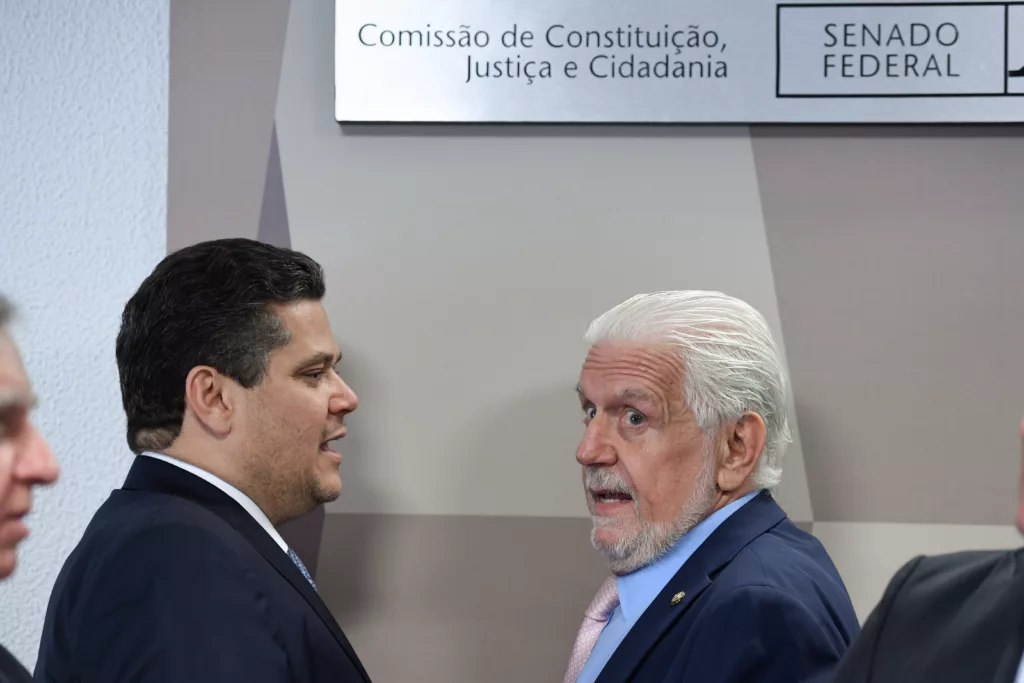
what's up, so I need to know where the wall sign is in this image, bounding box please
[334,0,1024,123]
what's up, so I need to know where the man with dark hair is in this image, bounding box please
[0,295,59,683]
[35,239,369,683]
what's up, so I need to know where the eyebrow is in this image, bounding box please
[617,387,658,405]
[295,350,342,370]
[575,384,658,405]
[0,388,37,412]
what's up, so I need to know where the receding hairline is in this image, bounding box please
[580,338,688,382]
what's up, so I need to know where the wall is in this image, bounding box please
[751,128,1024,615]
[0,0,169,668]
[169,1,1024,682]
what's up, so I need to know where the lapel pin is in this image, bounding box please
[670,591,685,605]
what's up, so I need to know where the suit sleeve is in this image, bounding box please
[679,583,857,683]
[829,555,924,683]
[72,523,290,683]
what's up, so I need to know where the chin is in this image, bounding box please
[591,527,647,575]
[591,518,635,552]
[313,474,342,505]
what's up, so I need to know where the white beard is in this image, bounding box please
[588,448,719,575]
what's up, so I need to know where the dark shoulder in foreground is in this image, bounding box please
[880,547,1022,628]
[901,547,1018,589]
[831,547,1024,683]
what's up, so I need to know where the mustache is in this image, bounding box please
[584,467,634,496]
[321,421,346,441]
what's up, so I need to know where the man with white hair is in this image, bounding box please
[563,290,858,683]
[0,294,60,683]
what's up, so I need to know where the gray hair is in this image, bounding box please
[583,290,791,490]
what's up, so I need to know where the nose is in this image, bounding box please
[13,422,58,486]
[329,375,359,415]
[576,416,616,467]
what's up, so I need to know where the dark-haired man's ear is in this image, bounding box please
[183,366,234,437]
[717,412,767,493]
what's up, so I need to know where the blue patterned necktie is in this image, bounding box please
[287,547,317,591]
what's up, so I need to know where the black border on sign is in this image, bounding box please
[777,3,783,98]
[776,1,1024,98]
[1006,3,1011,93]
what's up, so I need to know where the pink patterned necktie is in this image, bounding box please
[563,577,620,683]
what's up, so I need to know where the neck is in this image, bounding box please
[162,442,232,481]
[706,482,758,516]
[159,442,277,519]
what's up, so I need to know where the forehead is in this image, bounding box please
[269,300,339,358]
[578,342,684,402]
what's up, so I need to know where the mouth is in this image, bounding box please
[319,428,347,463]
[589,489,635,515]
[0,514,30,542]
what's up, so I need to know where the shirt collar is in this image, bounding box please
[140,451,290,554]
[616,489,761,621]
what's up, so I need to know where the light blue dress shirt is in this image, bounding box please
[574,490,761,683]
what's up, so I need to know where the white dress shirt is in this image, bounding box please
[1015,651,1024,683]
[140,451,289,553]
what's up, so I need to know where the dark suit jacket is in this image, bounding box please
[594,490,860,683]
[34,456,371,683]
[831,548,1024,683]
[0,644,31,683]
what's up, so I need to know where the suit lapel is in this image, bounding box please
[222,503,372,683]
[594,566,712,683]
[595,491,787,683]
[123,457,371,683]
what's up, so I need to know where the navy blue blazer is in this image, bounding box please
[34,456,371,683]
[594,490,859,683]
